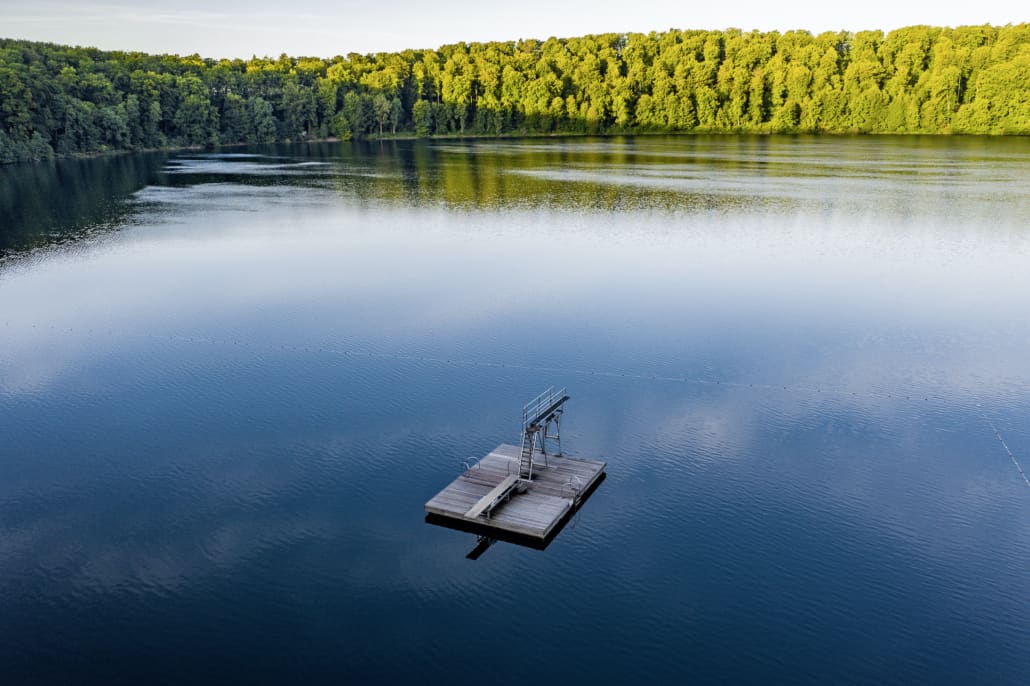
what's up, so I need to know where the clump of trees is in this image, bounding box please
[2,24,1029,163]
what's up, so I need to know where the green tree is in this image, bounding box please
[412,99,433,136]
[247,96,276,143]
[371,93,391,136]
[342,91,371,136]
[329,111,351,139]
[282,78,316,138]
[220,92,247,143]
[171,74,218,144]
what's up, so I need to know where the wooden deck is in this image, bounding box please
[424,444,606,542]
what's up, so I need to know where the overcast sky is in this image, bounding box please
[2,0,1027,59]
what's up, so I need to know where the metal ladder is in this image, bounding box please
[518,433,536,479]
[518,386,569,481]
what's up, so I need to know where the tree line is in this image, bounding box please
[2,24,1029,163]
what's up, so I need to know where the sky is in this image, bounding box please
[1,0,1026,59]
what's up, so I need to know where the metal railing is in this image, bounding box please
[561,475,584,502]
[522,386,568,429]
[461,457,481,478]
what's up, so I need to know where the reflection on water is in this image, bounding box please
[1,136,1029,684]
[0,152,167,259]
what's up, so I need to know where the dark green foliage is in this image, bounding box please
[281,78,316,139]
[2,24,1030,163]
[219,92,247,142]
[246,96,276,143]
[412,99,433,136]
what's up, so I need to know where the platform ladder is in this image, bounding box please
[518,386,570,481]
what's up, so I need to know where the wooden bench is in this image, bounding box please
[464,474,520,519]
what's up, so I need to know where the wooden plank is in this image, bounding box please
[426,444,606,539]
[464,474,519,519]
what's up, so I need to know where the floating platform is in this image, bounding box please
[424,444,607,544]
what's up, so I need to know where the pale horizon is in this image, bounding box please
[1,0,1027,59]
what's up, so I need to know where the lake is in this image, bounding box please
[1,135,1029,684]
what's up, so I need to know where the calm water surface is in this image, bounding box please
[2,136,1029,684]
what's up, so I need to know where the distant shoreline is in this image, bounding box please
[8,127,1029,168]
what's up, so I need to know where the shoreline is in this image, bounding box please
[4,128,1027,168]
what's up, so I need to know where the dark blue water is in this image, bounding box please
[2,136,1029,684]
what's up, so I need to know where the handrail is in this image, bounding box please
[461,457,481,477]
[561,475,584,502]
[522,386,568,429]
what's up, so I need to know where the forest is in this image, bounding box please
[1,24,1029,163]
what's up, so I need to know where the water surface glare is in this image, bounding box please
[1,136,1029,684]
